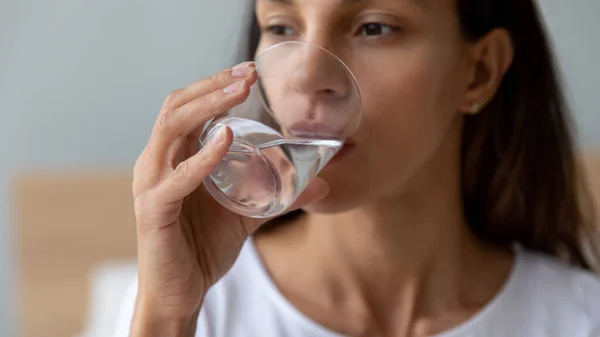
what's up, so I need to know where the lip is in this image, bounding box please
[328,142,355,164]
[287,121,345,139]
[342,137,356,146]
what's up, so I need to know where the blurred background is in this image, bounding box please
[0,0,598,336]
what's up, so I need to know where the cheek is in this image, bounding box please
[360,47,458,145]
[348,44,466,191]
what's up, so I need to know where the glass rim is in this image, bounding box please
[254,40,364,111]
[253,40,364,139]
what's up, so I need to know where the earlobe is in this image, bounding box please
[460,28,514,115]
[467,101,481,115]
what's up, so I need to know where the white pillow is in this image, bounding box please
[75,260,137,337]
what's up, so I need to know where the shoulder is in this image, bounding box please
[510,247,600,332]
[467,247,600,337]
[518,247,600,309]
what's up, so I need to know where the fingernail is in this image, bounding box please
[223,81,245,94]
[232,61,254,70]
[231,66,255,78]
[211,126,227,145]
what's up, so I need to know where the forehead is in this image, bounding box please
[258,0,428,9]
[262,0,366,4]
[254,0,444,21]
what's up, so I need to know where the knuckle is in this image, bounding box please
[173,160,190,181]
[203,70,231,88]
[157,108,177,131]
[133,158,142,179]
[133,155,151,178]
[132,158,148,194]
[203,92,227,116]
[133,192,148,214]
[205,74,220,86]
[134,192,155,219]
[134,192,161,225]
[162,89,182,109]
[132,179,141,198]
[132,162,154,198]
[155,108,186,141]
[156,110,187,142]
[134,189,181,228]
[197,144,221,167]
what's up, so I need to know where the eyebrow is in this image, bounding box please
[261,0,427,14]
[263,0,427,11]
[266,0,366,5]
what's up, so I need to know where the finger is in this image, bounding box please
[171,125,208,170]
[149,73,257,169]
[155,66,257,141]
[154,126,232,204]
[163,76,255,165]
[162,62,256,111]
[172,76,256,138]
[183,126,205,160]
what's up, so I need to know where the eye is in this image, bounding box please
[264,25,297,37]
[358,23,397,37]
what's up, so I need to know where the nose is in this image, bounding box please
[256,41,361,139]
[287,45,350,100]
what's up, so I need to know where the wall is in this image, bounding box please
[539,0,600,145]
[0,1,247,336]
[0,0,598,336]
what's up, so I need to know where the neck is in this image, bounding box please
[305,156,480,300]
[254,121,513,335]
[290,170,506,335]
[307,114,473,283]
[307,190,473,285]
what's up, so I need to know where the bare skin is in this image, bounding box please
[131,0,515,336]
[130,64,329,336]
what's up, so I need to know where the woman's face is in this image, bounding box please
[254,0,474,213]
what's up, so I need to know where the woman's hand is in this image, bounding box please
[129,62,329,337]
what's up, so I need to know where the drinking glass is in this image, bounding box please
[200,41,363,218]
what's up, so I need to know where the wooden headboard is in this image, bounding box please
[12,152,600,337]
[14,172,137,337]
[583,152,600,221]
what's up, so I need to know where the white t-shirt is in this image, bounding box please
[114,239,600,337]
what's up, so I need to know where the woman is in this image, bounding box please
[115,0,600,336]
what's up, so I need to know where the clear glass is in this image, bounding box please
[200,41,363,218]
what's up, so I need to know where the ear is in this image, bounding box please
[460,28,514,115]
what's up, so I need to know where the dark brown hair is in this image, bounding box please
[241,0,599,271]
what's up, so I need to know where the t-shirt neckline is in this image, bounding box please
[244,237,524,337]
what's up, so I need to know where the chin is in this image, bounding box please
[301,202,347,214]
[301,186,367,214]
